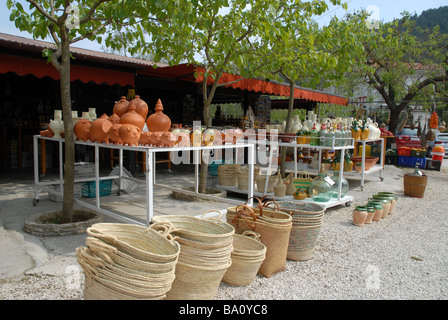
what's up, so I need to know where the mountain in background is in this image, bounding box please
[410,5,448,34]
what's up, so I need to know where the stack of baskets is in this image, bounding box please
[274,201,325,261]
[222,231,266,286]
[218,164,240,186]
[152,213,234,300]
[226,197,292,277]
[76,222,180,300]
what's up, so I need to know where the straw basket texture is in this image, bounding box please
[271,201,325,261]
[255,173,276,193]
[237,164,260,190]
[226,197,292,277]
[222,231,266,286]
[152,212,235,300]
[77,222,180,300]
[403,173,427,198]
[218,164,240,186]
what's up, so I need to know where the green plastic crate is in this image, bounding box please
[82,180,112,198]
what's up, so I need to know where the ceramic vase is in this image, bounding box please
[74,119,92,141]
[130,95,148,120]
[88,108,97,121]
[108,123,123,145]
[139,132,152,146]
[113,96,129,117]
[120,104,145,130]
[118,124,141,146]
[54,110,62,121]
[90,118,113,143]
[49,119,64,138]
[146,99,171,132]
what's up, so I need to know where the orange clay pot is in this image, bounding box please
[146,99,171,132]
[113,96,129,117]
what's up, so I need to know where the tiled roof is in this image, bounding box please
[0,32,168,69]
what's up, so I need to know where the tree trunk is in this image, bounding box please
[387,105,404,136]
[59,35,75,224]
[280,79,295,177]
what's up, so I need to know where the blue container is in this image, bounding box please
[398,156,426,168]
[82,180,112,198]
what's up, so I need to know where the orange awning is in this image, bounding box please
[138,63,349,105]
[0,53,135,87]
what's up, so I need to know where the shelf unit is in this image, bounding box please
[32,135,256,225]
[344,138,385,190]
[217,138,355,209]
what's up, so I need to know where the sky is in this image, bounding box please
[0,0,447,53]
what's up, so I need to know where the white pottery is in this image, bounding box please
[49,119,64,138]
[54,110,62,121]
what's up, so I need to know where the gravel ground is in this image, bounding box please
[1,165,447,300]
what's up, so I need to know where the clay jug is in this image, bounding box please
[90,118,113,143]
[108,113,120,124]
[120,104,145,130]
[352,206,368,226]
[108,123,123,144]
[74,119,92,141]
[146,99,171,132]
[118,124,141,146]
[139,131,152,146]
[129,95,148,120]
[113,96,129,117]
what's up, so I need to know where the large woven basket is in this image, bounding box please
[152,213,234,300]
[218,164,240,186]
[272,201,325,261]
[222,231,266,286]
[237,164,260,190]
[403,173,427,198]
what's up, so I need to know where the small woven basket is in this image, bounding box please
[218,164,240,186]
[403,173,427,198]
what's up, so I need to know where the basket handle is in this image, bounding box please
[87,227,118,245]
[242,230,261,242]
[259,195,280,210]
[200,210,223,221]
[85,237,117,265]
[233,205,258,230]
[149,221,173,237]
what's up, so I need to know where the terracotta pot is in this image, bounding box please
[151,132,163,146]
[108,123,123,145]
[113,96,129,117]
[108,113,120,124]
[99,113,109,119]
[119,104,145,130]
[139,131,152,146]
[90,118,113,143]
[146,99,171,132]
[352,206,368,226]
[118,124,141,146]
[160,132,177,147]
[74,119,92,141]
[129,95,148,120]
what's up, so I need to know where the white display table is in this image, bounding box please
[32,135,255,225]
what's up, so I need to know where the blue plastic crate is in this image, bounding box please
[398,156,426,168]
[82,180,112,198]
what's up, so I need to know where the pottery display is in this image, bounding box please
[88,108,97,121]
[99,113,109,120]
[224,128,244,144]
[113,96,129,117]
[108,113,120,124]
[129,95,148,120]
[90,118,113,143]
[49,119,64,138]
[54,110,62,121]
[146,99,171,132]
[118,124,141,146]
[158,132,175,147]
[176,131,190,147]
[108,123,123,145]
[120,104,145,130]
[139,131,152,146]
[364,206,375,224]
[74,119,92,142]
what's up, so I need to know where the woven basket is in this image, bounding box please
[218,164,240,186]
[222,231,266,286]
[287,225,322,261]
[226,198,292,278]
[78,222,180,300]
[271,201,325,261]
[255,174,276,193]
[237,164,260,190]
[403,173,427,198]
[153,213,234,300]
